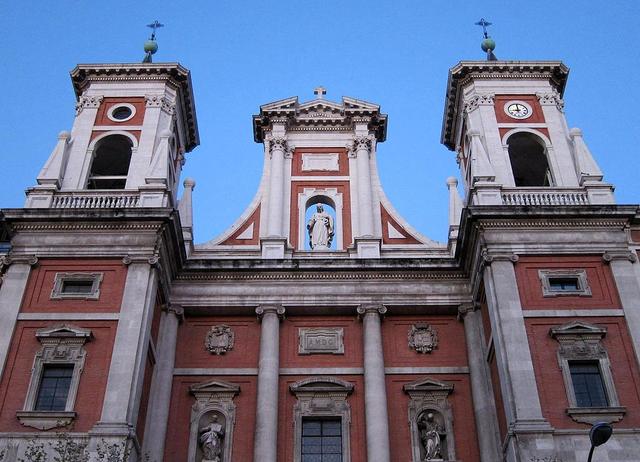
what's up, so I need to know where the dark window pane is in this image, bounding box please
[35,365,73,411]
[301,419,342,461]
[302,455,322,462]
[303,421,322,435]
[570,362,608,407]
[549,277,580,291]
[61,280,94,294]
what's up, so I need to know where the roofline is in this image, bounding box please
[440,60,570,151]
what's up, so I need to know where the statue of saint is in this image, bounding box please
[199,415,224,462]
[418,412,443,460]
[307,204,334,250]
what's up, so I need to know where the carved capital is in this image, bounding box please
[1,254,38,269]
[536,90,565,112]
[122,253,160,266]
[481,250,519,265]
[464,93,494,113]
[457,302,478,320]
[165,303,185,322]
[268,137,288,157]
[145,94,176,114]
[603,251,637,264]
[256,305,286,321]
[75,95,103,114]
[353,135,373,153]
[345,142,356,158]
[357,304,387,319]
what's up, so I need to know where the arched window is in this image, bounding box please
[304,197,337,251]
[507,132,552,187]
[87,135,133,189]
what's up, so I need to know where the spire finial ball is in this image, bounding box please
[481,37,496,52]
[144,40,158,54]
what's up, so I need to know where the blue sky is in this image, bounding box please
[2,1,639,243]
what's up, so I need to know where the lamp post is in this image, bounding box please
[587,422,613,462]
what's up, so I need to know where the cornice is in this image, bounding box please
[10,223,163,232]
[478,218,628,230]
[176,270,467,282]
[441,60,569,150]
[70,63,199,152]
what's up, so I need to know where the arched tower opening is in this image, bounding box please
[87,134,133,189]
[507,132,552,187]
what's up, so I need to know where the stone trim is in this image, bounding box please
[188,379,240,462]
[18,325,92,430]
[176,271,467,281]
[290,376,354,462]
[18,313,120,321]
[522,309,624,318]
[538,269,592,297]
[550,321,625,424]
[50,272,103,300]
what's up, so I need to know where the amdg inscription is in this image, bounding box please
[298,328,345,355]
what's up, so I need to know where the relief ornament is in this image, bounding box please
[205,325,235,355]
[408,323,438,354]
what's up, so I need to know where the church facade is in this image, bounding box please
[0,56,639,462]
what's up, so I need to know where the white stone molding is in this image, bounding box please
[268,136,288,158]
[188,379,240,462]
[50,272,103,300]
[408,323,438,354]
[17,325,92,430]
[356,304,387,318]
[550,321,625,424]
[456,302,478,320]
[144,94,175,115]
[298,188,343,250]
[75,95,103,114]
[0,255,38,270]
[122,253,160,266]
[403,377,456,462]
[298,328,345,355]
[289,376,354,462]
[463,93,495,113]
[538,269,592,297]
[36,131,71,188]
[481,250,519,265]
[106,103,137,123]
[353,135,373,157]
[536,90,565,112]
[205,325,235,355]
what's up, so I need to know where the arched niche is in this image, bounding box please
[86,134,134,189]
[188,379,240,462]
[506,131,553,187]
[297,188,343,251]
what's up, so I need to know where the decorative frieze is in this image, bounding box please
[536,90,565,112]
[408,323,438,354]
[463,93,495,113]
[205,325,235,355]
[298,328,344,355]
[145,94,175,114]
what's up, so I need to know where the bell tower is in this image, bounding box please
[25,41,198,210]
[441,37,614,207]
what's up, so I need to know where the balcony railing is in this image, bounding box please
[501,188,589,206]
[50,191,141,209]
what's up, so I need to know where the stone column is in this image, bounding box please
[458,303,501,462]
[354,136,375,237]
[93,256,158,438]
[142,304,183,462]
[0,257,35,378]
[357,304,391,462]
[605,251,640,362]
[253,305,285,462]
[266,137,287,237]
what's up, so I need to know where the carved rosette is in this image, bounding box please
[408,323,438,354]
[464,93,495,113]
[205,325,235,355]
[75,95,103,114]
[536,91,565,112]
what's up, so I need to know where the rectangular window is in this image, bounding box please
[539,269,591,297]
[60,279,94,295]
[35,364,74,411]
[548,277,580,292]
[569,361,608,408]
[50,272,103,300]
[302,419,342,462]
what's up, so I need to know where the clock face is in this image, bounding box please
[505,102,532,119]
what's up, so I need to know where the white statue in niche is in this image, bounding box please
[418,412,444,460]
[199,415,225,462]
[307,204,334,250]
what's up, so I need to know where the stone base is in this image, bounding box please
[260,237,288,259]
[353,237,381,258]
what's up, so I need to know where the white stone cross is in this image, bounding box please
[314,86,327,99]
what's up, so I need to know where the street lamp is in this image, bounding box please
[587,422,613,462]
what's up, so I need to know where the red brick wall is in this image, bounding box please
[382,315,467,367]
[526,317,640,428]
[94,97,146,126]
[136,347,155,444]
[291,148,350,177]
[494,95,545,124]
[21,259,127,313]
[515,255,621,310]
[0,321,116,432]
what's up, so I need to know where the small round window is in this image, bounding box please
[107,103,136,122]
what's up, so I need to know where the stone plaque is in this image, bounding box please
[301,152,340,171]
[298,328,344,355]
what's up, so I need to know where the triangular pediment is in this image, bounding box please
[342,96,381,113]
[260,96,299,113]
[36,325,92,339]
[290,376,354,395]
[550,321,607,338]
[189,379,241,395]
[403,377,454,394]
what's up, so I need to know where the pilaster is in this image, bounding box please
[253,304,285,462]
[357,304,391,462]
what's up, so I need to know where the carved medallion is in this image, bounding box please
[205,325,235,355]
[408,323,438,354]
